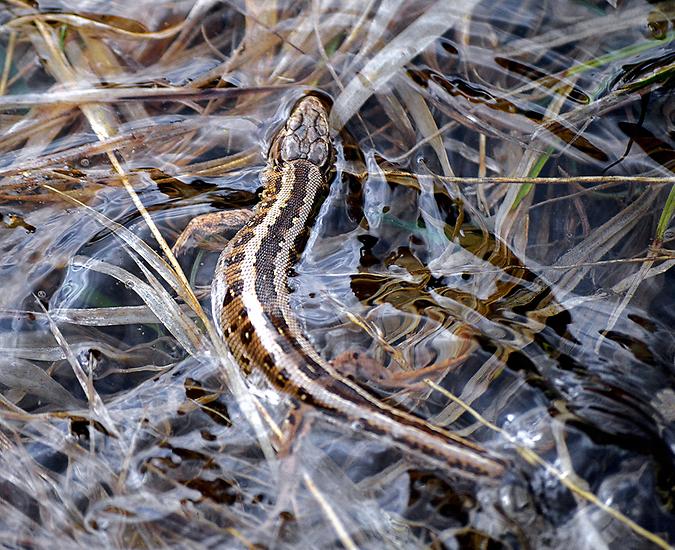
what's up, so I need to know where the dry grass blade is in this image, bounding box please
[612,256,675,292]
[596,250,659,352]
[303,471,359,550]
[5,13,185,39]
[31,20,205,324]
[397,82,454,177]
[0,30,16,95]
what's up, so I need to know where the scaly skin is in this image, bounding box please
[211,96,505,478]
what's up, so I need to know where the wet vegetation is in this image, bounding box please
[0,1,673,548]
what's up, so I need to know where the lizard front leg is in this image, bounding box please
[172,208,254,257]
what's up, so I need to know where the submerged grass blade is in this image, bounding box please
[425,380,671,550]
[0,358,80,409]
[70,256,202,357]
[597,183,674,346]
[33,297,121,440]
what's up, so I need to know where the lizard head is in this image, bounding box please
[268,96,333,171]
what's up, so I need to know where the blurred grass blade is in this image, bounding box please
[70,256,202,357]
[331,0,481,129]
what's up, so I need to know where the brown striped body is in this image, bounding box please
[212,96,505,478]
